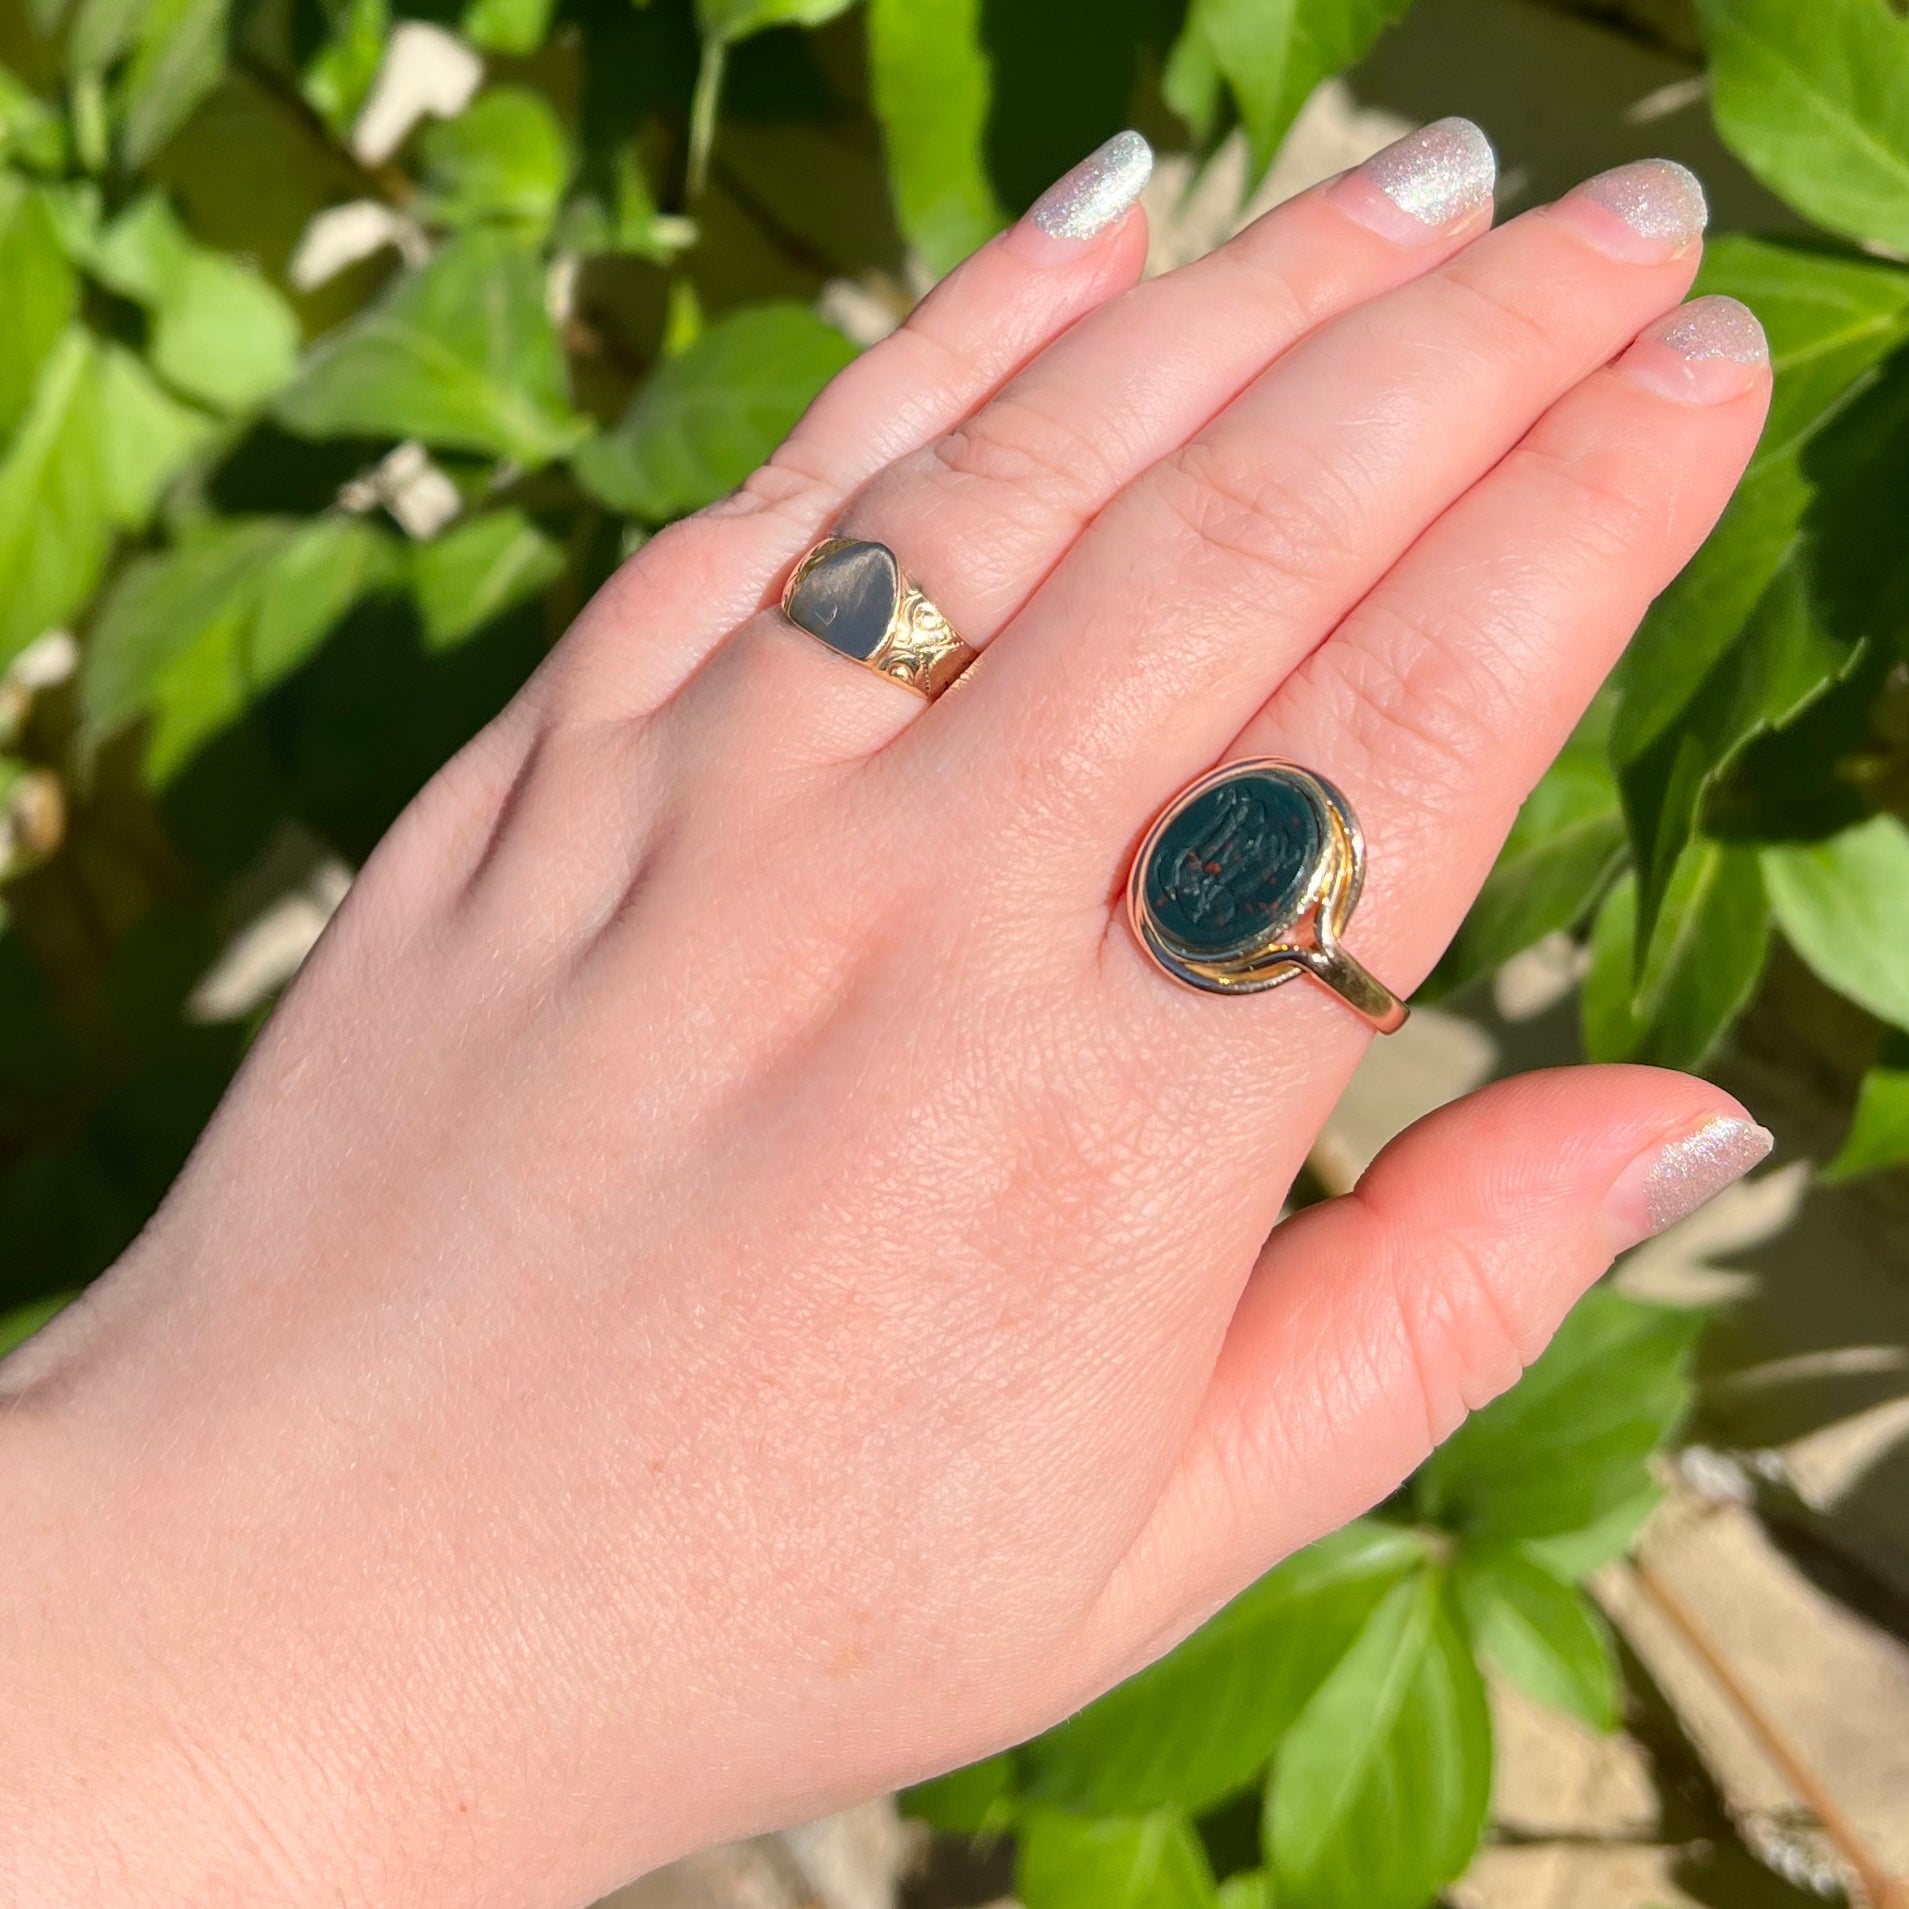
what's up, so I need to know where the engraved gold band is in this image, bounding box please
[1129,759,1408,1034]
[780,537,978,700]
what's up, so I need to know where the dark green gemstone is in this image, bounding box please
[785,541,899,661]
[1144,768,1326,958]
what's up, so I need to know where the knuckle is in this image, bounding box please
[1156,435,1356,599]
[701,442,839,529]
[1506,434,1660,569]
[926,387,1106,508]
[1377,1214,1533,1448]
[1295,605,1509,814]
[1432,266,1561,372]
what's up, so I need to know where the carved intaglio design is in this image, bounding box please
[872,587,968,695]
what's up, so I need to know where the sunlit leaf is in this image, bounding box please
[1581,849,1768,1072]
[1181,0,1414,181]
[1017,1807,1218,1909]
[696,0,859,43]
[412,509,563,649]
[1414,1286,1701,1542]
[93,340,217,521]
[303,0,388,136]
[0,177,79,439]
[93,194,301,413]
[418,88,571,231]
[869,0,1004,273]
[1437,702,1623,995]
[0,1290,73,1357]
[1024,1522,1427,1816]
[1764,814,1909,1032]
[1265,1569,1491,1909]
[277,231,587,467]
[1699,0,1909,250]
[118,0,230,165]
[0,331,113,669]
[901,1752,1018,1835]
[1823,1039,1909,1182]
[574,303,856,519]
[1453,1546,1620,1732]
[462,0,557,55]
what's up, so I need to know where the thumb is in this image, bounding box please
[1100,1065,1770,1660]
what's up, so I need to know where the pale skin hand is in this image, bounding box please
[0,127,1773,1909]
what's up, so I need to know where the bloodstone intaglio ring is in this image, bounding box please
[1129,759,1408,1033]
[781,537,978,699]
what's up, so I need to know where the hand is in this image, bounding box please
[0,124,1773,1909]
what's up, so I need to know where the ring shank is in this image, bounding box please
[1290,938,1409,1034]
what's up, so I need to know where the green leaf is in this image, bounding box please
[0,1290,73,1357]
[0,66,68,173]
[1764,814,1909,1031]
[1522,1485,1662,1582]
[418,88,571,231]
[1024,1522,1427,1816]
[868,0,1004,274]
[696,0,859,43]
[1216,1877,1273,1909]
[1188,0,1414,181]
[412,509,563,649]
[0,178,80,440]
[1612,242,1909,941]
[118,0,230,166]
[1017,1808,1218,1909]
[81,516,395,779]
[573,303,856,520]
[93,195,301,413]
[1580,847,1769,1072]
[1437,704,1623,994]
[1414,1286,1701,1543]
[0,330,113,669]
[1699,0,1909,251]
[462,0,557,55]
[1265,1570,1490,1909]
[1453,1547,1620,1732]
[900,1752,1018,1835]
[93,340,217,521]
[277,231,586,468]
[67,0,151,78]
[1823,1037,1909,1182]
[303,0,388,136]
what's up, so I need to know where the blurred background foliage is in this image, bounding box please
[2,0,1908,1903]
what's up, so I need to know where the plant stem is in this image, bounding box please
[1628,1553,1907,1909]
[685,36,727,210]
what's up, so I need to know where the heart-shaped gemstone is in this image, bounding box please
[1143,768,1327,959]
[785,541,901,662]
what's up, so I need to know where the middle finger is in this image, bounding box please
[916,158,1709,837]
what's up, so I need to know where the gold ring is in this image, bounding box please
[781,538,977,700]
[1129,759,1408,1033]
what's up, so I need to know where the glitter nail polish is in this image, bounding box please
[1603,1115,1773,1250]
[1027,131,1154,241]
[1555,157,1707,261]
[1361,117,1497,227]
[1652,294,1769,364]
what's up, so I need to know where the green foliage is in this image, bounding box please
[952,1285,1697,1908]
[2,0,1906,1898]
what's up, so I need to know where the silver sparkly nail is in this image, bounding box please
[1645,1117,1773,1233]
[1580,157,1707,247]
[1655,294,1769,364]
[1029,130,1154,240]
[1363,117,1496,227]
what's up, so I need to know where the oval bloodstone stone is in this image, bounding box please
[1143,768,1327,959]
[785,540,900,661]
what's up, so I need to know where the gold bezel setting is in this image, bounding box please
[780,537,978,700]
[1128,758,1407,1033]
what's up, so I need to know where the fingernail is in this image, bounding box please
[1553,157,1706,263]
[1617,295,1769,404]
[1329,117,1495,245]
[1025,130,1153,242]
[1603,1115,1774,1251]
